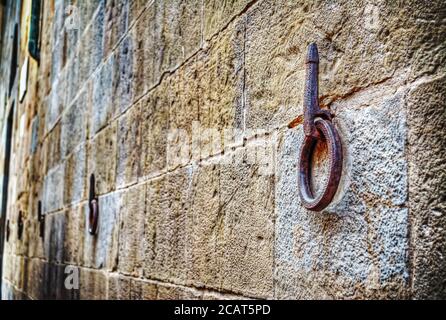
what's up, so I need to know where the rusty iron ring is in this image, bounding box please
[88,174,99,235]
[88,198,99,235]
[37,201,45,239]
[296,43,343,211]
[298,118,343,211]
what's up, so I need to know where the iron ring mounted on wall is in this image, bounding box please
[88,174,99,235]
[298,43,343,211]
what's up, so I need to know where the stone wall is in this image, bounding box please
[0,0,445,299]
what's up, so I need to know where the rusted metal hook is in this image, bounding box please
[37,201,45,239]
[88,174,99,235]
[298,43,343,211]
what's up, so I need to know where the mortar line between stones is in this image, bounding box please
[5,254,263,299]
[41,121,288,216]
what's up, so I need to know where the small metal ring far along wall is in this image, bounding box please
[298,43,343,212]
[89,174,99,235]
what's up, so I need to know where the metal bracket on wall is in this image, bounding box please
[6,220,10,243]
[17,211,24,240]
[37,201,45,239]
[88,174,99,235]
[298,43,343,212]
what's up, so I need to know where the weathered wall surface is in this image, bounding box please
[0,0,445,299]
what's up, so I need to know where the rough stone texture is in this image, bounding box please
[153,0,202,80]
[87,122,117,195]
[64,144,87,205]
[118,184,145,276]
[198,20,245,157]
[43,212,66,264]
[108,274,158,300]
[83,193,120,271]
[144,168,192,284]
[79,268,108,300]
[42,121,62,175]
[103,0,129,58]
[116,103,140,188]
[131,5,156,101]
[64,205,84,265]
[167,59,200,169]
[1,0,445,300]
[203,0,252,40]
[42,164,65,214]
[91,56,115,137]
[139,81,170,178]
[407,75,446,299]
[61,88,89,159]
[113,36,134,115]
[218,149,275,298]
[187,163,221,289]
[275,87,411,299]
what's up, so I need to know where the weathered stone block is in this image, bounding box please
[153,0,202,80]
[103,0,129,58]
[43,164,65,213]
[60,87,88,158]
[407,75,446,299]
[38,262,79,300]
[50,33,65,85]
[27,195,45,260]
[128,0,147,26]
[131,5,156,101]
[63,205,84,265]
[108,274,131,300]
[26,258,45,299]
[79,268,108,300]
[46,74,66,134]
[42,121,62,175]
[15,201,31,257]
[144,168,193,283]
[203,0,251,40]
[43,212,66,263]
[65,23,79,63]
[157,284,202,300]
[244,1,306,131]
[89,2,105,74]
[66,54,80,105]
[118,184,145,276]
[52,0,65,48]
[87,122,117,195]
[108,275,158,300]
[275,89,410,299]
[78,0,103,34]
[130,279,158,300]
[90,55,115,136]
[112,35,134,115]
[116,103,140,188]
[186,163,220,289]
[64,143,87,205]
[78,32,91,85]
[139,82,170,178]
[82,192,120,270]
[167,58,200,169]
[197,19,244,158]
[217,149,275,298]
